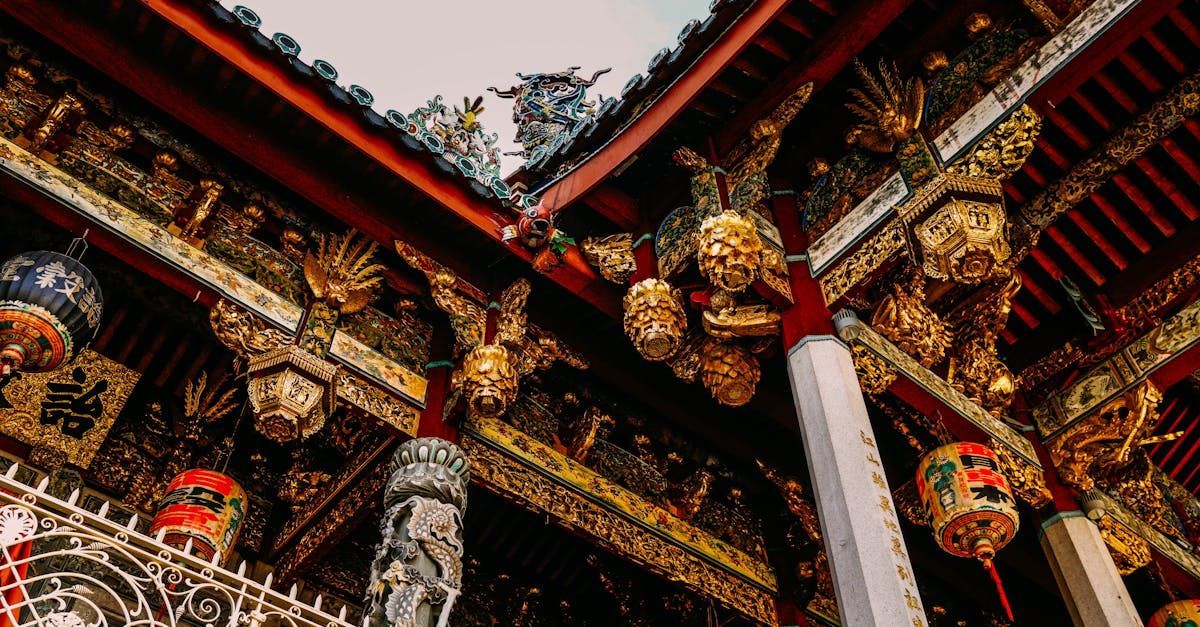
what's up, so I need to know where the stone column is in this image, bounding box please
[786,333,928,626]
[1040,512,1142,627]
[363,438,470,627]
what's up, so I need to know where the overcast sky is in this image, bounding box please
[221,0,712,173]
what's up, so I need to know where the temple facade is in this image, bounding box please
[0,0,1197,625]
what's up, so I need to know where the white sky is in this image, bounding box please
[221,0,712,173]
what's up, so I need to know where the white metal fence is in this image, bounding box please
[0,463,355,627]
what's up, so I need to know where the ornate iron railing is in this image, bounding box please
[0,463,355,626]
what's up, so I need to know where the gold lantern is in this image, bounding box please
[623,278,687,361]
[1150,600,1200,627]
[916,441,1020,620]
[904,174,1011,285]
[245,344,338,443]
[699,339,761,407]
[696,210,763,293]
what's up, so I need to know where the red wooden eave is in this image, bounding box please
[131,0,620,317]
[0,0,621,317]
[536,0,793,214]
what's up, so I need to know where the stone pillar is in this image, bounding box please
[363,438,470,627]
[786,334,928,626]
[1040,512,1142,627]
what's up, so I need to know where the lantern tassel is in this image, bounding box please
[982,557,1014,622]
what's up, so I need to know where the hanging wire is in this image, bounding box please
[65,230,90,260]
[217,398,250,474]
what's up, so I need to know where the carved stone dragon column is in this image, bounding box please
[363,438,470,627]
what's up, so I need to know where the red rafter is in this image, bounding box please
[1066,210,1127,270]
[1091,194,1152,253]
[1036,0,1184,105]
[774,11,816,39]
[713,0,915,154]
[753,33,793,62]
[1170,9,1200,46]
[1019,269,1062,314]
[1136,158,1200,220]
[1046,225,1105,286]
[1112,173,1176,237]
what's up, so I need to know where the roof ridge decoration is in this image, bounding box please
[488,67,614,169]
[224,5,565,255]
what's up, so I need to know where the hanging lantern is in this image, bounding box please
[246,344,338,443]
[699,339,761,407]
[1150,600,1200,627]
[149,469,246,563]
[916,442,1020,620]
[696,210,762,293]
[623,278,687,361]
[0,250,103,377]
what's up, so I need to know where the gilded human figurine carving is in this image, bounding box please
[363,438,470,627]
[870,272,952,368]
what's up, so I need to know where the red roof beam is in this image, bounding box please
[1018,268,1063,315]
[1009,298,1041,329]
[1135,157,1200,220]
[583,186,640,230]
[1044,107,1095,150]
[1069,92,1114,132]
[752,33,793,62]
[774,11,816,39]
[1117,50,1165,93]
[1161,137,1200,184]
[1035,0,1184,105]
[1168,9,1200,47]
[1065,210,1128,271]
[1046,225,1106,286]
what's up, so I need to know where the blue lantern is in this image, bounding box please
[0,250,103,376]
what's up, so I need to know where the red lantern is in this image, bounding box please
[150,470,246,563]
[916,442,1020,620]
[1150,600,1200,627]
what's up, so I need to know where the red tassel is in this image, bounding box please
[982,558,1014,622]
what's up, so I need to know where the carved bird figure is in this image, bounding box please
[397,242,587,420]
[304,229,386,315]
[846,59,925,153]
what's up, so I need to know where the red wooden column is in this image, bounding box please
[770,187,834,346]
[415,324,458,442]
